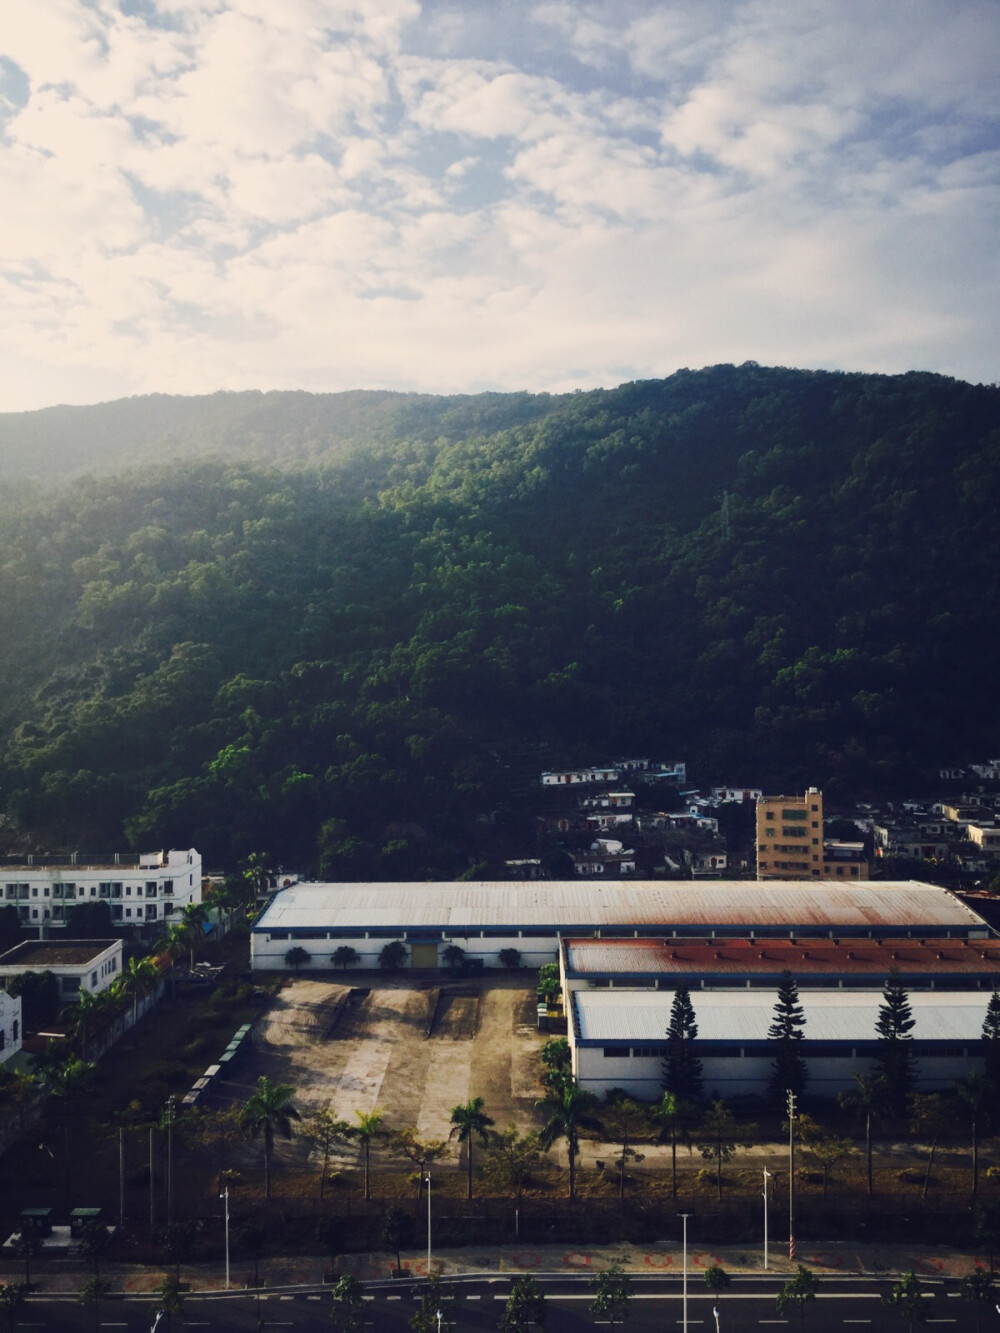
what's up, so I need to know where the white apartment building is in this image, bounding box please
[0,849,202,930]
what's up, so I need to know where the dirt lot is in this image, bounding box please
[240,973,547,1171]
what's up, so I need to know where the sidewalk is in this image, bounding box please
[1,1241,990,1296]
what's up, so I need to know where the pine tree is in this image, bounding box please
[876,970,917,1117]
[663,984,703,1102]
[768,970,808,1103]
[982,991,1000,1089]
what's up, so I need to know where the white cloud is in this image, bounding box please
[0,0,998,411]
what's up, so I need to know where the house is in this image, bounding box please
[0,849,202,931]
[541,768,617,786]
[0,991,21,1064]
[0,939,123,1003]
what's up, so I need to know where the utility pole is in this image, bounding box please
[787,1090,796,1261]
[680,1212,692,1333]
[762,1166,771,1270]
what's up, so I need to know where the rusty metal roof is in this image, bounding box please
[564,935,1000,976]
[254,880,987,934]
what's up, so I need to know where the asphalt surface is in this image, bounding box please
[8,1274,1000,1333]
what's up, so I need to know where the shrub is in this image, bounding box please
[897,1168,923,1185]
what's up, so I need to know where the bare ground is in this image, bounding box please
[241,974,547,1176]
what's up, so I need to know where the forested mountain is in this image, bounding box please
[0,363,997,875]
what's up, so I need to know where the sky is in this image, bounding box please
[1,0,998,413]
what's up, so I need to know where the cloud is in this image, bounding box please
[0,0,998,412]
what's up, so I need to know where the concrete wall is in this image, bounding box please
[573,1045,982,1100]
[251,930,561,971]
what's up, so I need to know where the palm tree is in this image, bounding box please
[450,1097,495,1200]
[114,955,158,1028]
[46,1055,96,1204]
[180,901,210,970]
[954,1070,991,1198]
[839,1072,887,1196]
[352,1109,385,1201]
[652,1091,697,1199]
[537,1079,601,1199]
[62,990,112,1063]
[332,946,360,971]
[240,1076,300,1201]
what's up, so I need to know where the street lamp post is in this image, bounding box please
[680,1212,692,1333]
[150,1311,165,1333]
[425,1173,432,1277]
[713,1304,720,1333]
[220,1186,230,1290]
[436,1308,443,1333]
[787,1090,797,1262]
[762,1167,771,1270]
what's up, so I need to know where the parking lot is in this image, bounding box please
[242,974,547,1168]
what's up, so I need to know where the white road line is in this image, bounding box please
[843,1321,872,1324]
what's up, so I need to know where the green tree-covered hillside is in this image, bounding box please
[0,363,997,873]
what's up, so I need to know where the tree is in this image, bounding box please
[114,954,158,1028]
[450,1096,495,1199]
[882,1271,929,1333]
[390,1127,449,1201]
[800,1129,854,1200]
[768,970,807,1103]
[959,1269,995,1333]
[180,900,210,970]
[663,985,702,1102]
[8,1231,39,1289]
[499,948,522,970]
[240,1075,300,1201]
[410,1274,454,1333]
[380,1206,415,1274]
[698,1100,751,1203]
[79,1276,113,1333]
[77,1218,112,1278]
[876,970,917,1117]
[974,1203,1000,1276]
[908,1092,953,1200]
[0,1283,26,1333]
[303,1109,352,1200]
[982,991,1000,1088]
[501,1274,547,1332]
[284,945,311,973]
[332,945,360,971]
[589,1262,633,1332]
[330,1274,366,1333]
[537,963,560,1005]
[601,1092,647,1198]
[537,1079,601,1199]
[156,1273,184,1332]
[839,1072,887,1196]
[954,1070,992,1198]
[352,1108,385,1201]
[704,1265,731,1294]
[776,1266,819,1332]
[442,944,465,973]
[652,1091,697,1199]
[379,941,407,972]
[46,1054,96,1204]
[539,1037,571,1094]
[481,1127,541,1204]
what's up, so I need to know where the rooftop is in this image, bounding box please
[253,880,988,935]
[0,939,119,968]
[564,935,1000,977]
[573,988,992,1044]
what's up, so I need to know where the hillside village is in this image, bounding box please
[501,758,1000,889]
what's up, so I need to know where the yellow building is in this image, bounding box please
[756,788,869,880]
[756,789,824,879]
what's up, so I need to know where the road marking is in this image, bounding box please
[467,1294,481,1300]
[843,1321,872,1324]
[926,1321,956,1324]
[387,1294,401,1300]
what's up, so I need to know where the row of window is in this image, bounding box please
[15,902,170,921]
[601,1042,972,1059]
[3,880,176,901]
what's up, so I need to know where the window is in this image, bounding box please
[91,972,98,987]
[602,1047,630,1058]
[12,1019,18,1041]
[0,1032,5,1051]
[782,809,807,821]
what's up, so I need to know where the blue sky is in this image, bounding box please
[1,0,998,411]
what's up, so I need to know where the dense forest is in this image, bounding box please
[0,362,997,875]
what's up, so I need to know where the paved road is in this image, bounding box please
[10,1275,997,1333]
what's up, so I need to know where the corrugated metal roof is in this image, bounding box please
[565,936,1000,976]
[573,988,992,1044]
[253,880,986,933]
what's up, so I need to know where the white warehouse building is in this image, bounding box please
[0,849,202,930]
[250,879,991,972]
[571,988,991,1099]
